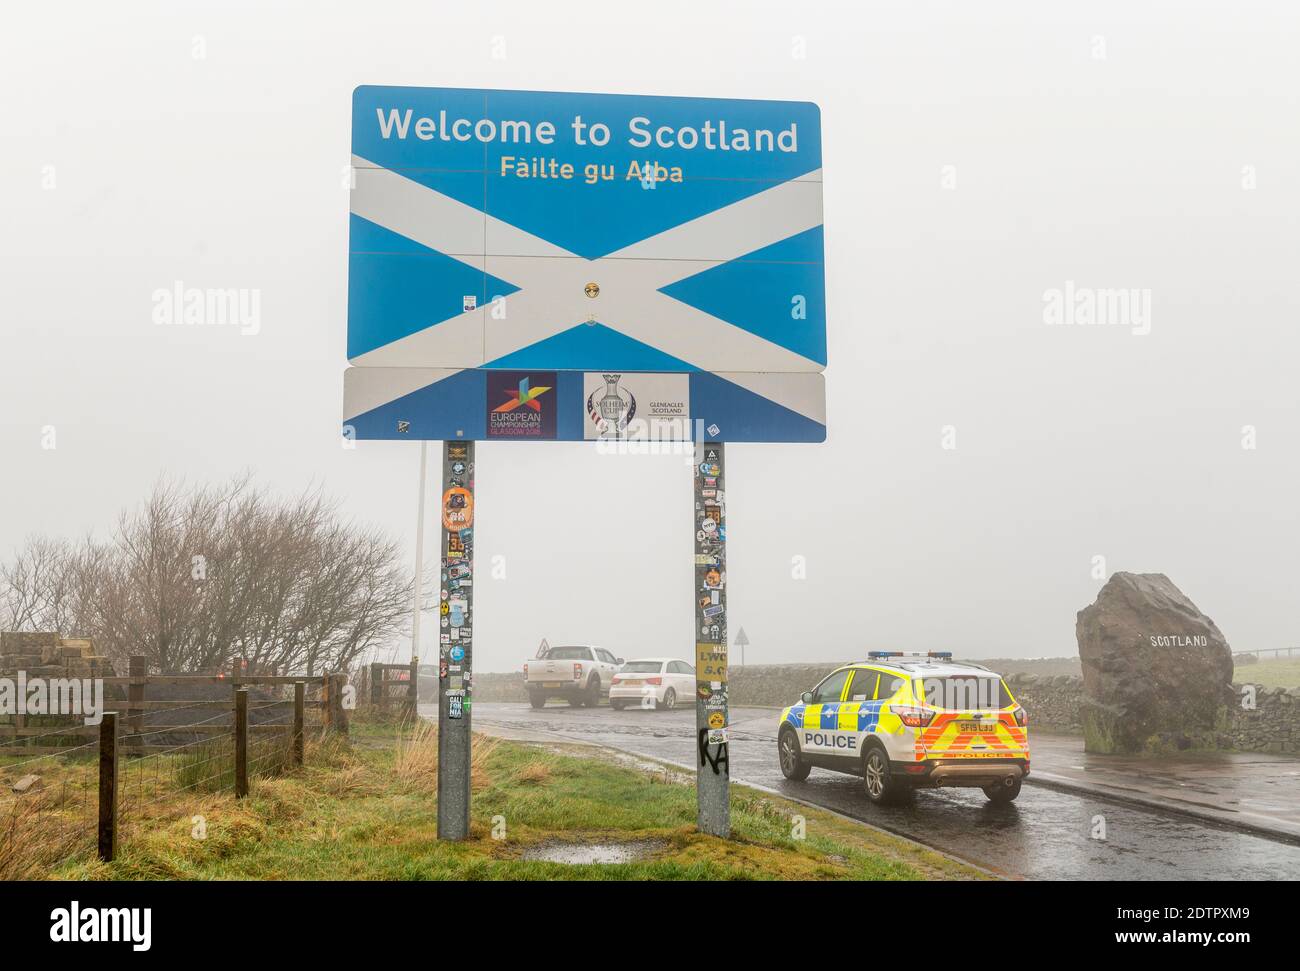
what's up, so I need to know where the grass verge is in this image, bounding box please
[14,717,982,881]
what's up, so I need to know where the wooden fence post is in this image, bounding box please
[321,674,331,732]
[127,655,146,748]
[293,681,305,766]
[235,687,248,797]
[329,673,349,735]
[370,662,382,708]
[408,656,418,717]
[97,711,118,862]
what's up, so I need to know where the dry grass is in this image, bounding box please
[320,763,370,797]
[393,719,499,793]
[393,718,438,790]
[514,762,552,786]
[471,737,501,791]
[0,785,95,880]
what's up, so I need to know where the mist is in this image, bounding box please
[3,1,1297,673]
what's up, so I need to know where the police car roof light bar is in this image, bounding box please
[867,651,953,660]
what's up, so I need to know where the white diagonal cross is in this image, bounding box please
[349,155,824,374]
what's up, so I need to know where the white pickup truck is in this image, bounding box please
[524,645,623,708]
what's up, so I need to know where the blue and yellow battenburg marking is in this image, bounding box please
[782,701,883,733]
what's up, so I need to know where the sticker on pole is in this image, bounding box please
[442,487,473,530]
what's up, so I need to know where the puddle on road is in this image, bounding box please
[522,838,669,864]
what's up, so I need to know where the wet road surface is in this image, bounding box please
[457,701,1300,880]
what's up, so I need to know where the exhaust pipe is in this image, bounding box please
[929,764,1024,786]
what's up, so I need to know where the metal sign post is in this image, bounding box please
[436,440,475,840]
[694,441,729,838]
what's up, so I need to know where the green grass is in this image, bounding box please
[1082,708,1118,754]
[1236,658,1300,689]
[41,725,981,881]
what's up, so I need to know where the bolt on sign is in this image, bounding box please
[341,86,828,840]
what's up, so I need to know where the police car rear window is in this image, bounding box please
[918,676,1013,710]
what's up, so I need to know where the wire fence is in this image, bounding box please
[0,727,99,878]
[0,673,339,876]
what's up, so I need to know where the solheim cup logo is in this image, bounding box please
[587,373,637,436]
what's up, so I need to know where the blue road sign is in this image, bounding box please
[346,86,825,375]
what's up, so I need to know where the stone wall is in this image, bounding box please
[726,664,840,707]
[0,632,111,681]
[475,663,1300,754]
[472,663,844,706]
[473,671,529,703]
[1226,685,1300,754]
[1004,674,1085,734]
[0,632,112,729]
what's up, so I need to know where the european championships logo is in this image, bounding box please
[489,374,554,438]
[493,376,552,415]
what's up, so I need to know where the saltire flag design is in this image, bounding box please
[343,87,826,443]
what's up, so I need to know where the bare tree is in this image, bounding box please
[0,535,111,636]
[0,476,412,674]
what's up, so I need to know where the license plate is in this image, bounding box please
[543,681,565,688]
[960,722,995,733]
[622,679,643,685]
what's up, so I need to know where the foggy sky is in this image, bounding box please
[3,1,1297,673]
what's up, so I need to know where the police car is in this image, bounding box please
[777,653,1029,804]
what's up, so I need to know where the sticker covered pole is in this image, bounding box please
[437,440,475,840]
[694,440,730,838]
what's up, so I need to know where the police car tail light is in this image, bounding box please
[1013,705,1028,727]
[611,674,622,683]
[894,705,934,728]
[645,676,662,685]
[523,663,529,677]
[573,663,582,680]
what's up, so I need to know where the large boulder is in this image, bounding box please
[1076,573,1233,753]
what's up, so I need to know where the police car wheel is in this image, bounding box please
[584,676,601,706]
[659,688,676,711]
[862,746,899,804]
[778,728,811,781]
[610,700,625,711]
[529,694,546,709]
[983,778,1022,803]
